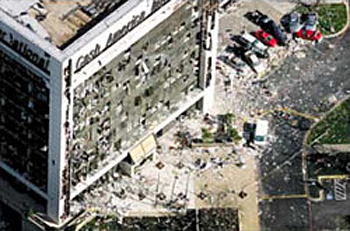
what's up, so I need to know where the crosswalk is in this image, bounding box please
[334,179,347,201]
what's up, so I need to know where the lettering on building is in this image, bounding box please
[151,0,171,12]
[0,29,51,74]
[75,11,146,72]
[75,43,101,71]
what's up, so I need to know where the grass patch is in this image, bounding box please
[307,98,350,145]
[295,3,347,35]
[202,127,214,143]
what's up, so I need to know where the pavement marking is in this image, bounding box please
[257,106,319,121]
[318,175,348,180]
[260,194,308,200]
[274,107,319,121]
[308,175,348,201]
[334,179,347,201]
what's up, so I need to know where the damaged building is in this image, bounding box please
[0,0,219,229]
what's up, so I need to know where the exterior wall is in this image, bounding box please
[0,49,49,191]
[70,1,201,188]
[0,20,55,195]
[0,0,218,227]
[0,17,63,225]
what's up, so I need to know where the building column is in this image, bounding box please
[201,5,219,113]
[47,59,70,225]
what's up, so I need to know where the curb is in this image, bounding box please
[302,96,350,201]
[323,0,350,38]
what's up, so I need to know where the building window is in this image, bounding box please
[179,22,186,31]
[165,101,170,110]
[144,87,154,97]
[134,96,142,106]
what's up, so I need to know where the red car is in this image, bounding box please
[255,29,277,47]
[295,29,323,43]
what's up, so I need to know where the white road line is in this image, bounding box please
[334,179,347,201]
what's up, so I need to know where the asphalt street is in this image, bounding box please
[238,25,350,231]
[260,198,310,231]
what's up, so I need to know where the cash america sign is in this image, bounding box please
[74,0,171,72]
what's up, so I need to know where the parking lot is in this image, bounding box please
[214,0,350,230]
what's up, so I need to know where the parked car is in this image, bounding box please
[226,54,251,76]
[241,31,267,51]
[260,18,288,46]
[281,12,302,33]
[295,28,323,43]
[242,50,266,75]
[245,10,269,25]
[232,33,269,58]
[254,119,269,145]
[302,11,318,32]
[255,29,277,47]
[243,122,256,143]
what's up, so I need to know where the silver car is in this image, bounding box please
[289,12,303,33]
[303,11,318,32]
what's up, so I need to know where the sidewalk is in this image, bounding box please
[194,147,260,231]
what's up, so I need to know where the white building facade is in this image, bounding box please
[0,0,218,228]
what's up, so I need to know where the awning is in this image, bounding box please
[141,134,157,155]
[129,135,157,164]
[129,143,145,164]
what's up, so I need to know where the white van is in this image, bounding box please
[254,120,269,145]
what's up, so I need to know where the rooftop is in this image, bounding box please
[0,0,128,49]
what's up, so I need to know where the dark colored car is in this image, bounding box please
[246,10,288,46]
[243,122,257,142]
[280,12,302,33]
[261,19,288,46]
[231,35,252,51]
[231,34,269,58]
[244,10,269,25]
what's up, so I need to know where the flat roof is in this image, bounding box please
[0,0,128,49]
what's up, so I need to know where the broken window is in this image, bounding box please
[116,101,123,114]
[141,118,146,126]
[183,74,190,83]
[183,49,189,59]
[134,64,140,76]
[144,87,154,97]
[180,22,186,31]
[165,101,170,110]
[146,103,152,112]
[142,42,149,52]
[136,54,143,64]
[134,96,142,106]
[122,80,130,94]
[114,139,122,151]
[184,32,191,42]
